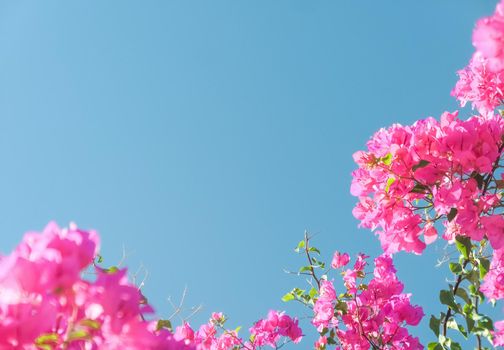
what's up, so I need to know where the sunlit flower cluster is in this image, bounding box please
[0,222,302,349]
[453,1,504,116]
[352,111,504,254]
[311,253,423,350]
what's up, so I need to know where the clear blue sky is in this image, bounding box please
[0,0,500,346]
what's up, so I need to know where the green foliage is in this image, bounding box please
[385,177,395,193]
[454,236,471,259]
[156,319,173,332]
[430,239,495,349]
[35,333,59,350]
[447,208,458,223]
[412,159,430,171]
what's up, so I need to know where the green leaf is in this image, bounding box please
[156,319,173,331]
[412,160,430,171]
[447,208,458,222]
[479,258,490,280]
[308,247,321,255]
[385,177,396,193]
[440,290,458,311]
[36,346,52,350]
[80,319,101,330]
[449,263,462,275]
[410,183,428,194]
[327,337,337,345]
[309,287,318,299]
[104,266,119,274]
[293,288,305,296]
[467,269,480,286]
[427,342,443,350]
[446,319,467,339]
[471,172,485,190]
[35,333,59,345]
[455,287,471,305]
[429,315,441,337]
[311,257,325,269]
[465,315,475,333]
[294,240,305,253]
[335,300,348,314]
[68,330,90,341]
[454,236,471,259]
[281,293,295,302]
[299,266,312,273]
[451,342,462,350]
[468,284,477,295]
[463,303,472,316]
[477,317,494,331]
[381,153,393,165]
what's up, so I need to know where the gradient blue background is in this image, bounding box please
[0,0,501,347]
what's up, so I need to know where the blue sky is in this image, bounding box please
[0,0,500,347]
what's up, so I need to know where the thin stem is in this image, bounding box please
[303,231,320,289]
[482,144,504,195]
[474,295,482,350]
[442,259,469,338]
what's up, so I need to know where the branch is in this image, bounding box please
[442,259,469,338]
[303,231,320,289]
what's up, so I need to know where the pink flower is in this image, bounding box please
[314,336,327,350]
[351,111,504,254]
[481,248,504,300]
[312,280,339,333]
[493,320,504,346]
[250,310,303,347]
[174,322,195,345]
[331,251,350,269]
[335,254,423,350]
[473,1,504,72]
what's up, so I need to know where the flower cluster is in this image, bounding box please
[453,0,504,116]
[352,111,504,254]
[0,221,193,349]
[481,248,504,300]
[452,52,504,116]
[495,321,504,346]
[0,222,302,349]
[249,310,303,348]
[173,310,302,350]
[352,2,504,346]
[350,104,504,348]
[311,253,423,350]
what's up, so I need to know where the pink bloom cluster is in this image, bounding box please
[481,248,504,300]
[451,5,504,328]
[350,110,504,335]
[494,320,504,347]
[453,0,504,115]
[0,222,302,350]
[249,310,303,348]
[473,1,504,73]
[452,52,504,116]
[174,311,302,350]
[312,254,423,350]
[312,280,338,332]
[0,221,192,349]
[351,111,504,254]
[331,251,350,269]
[173,316,241,350]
